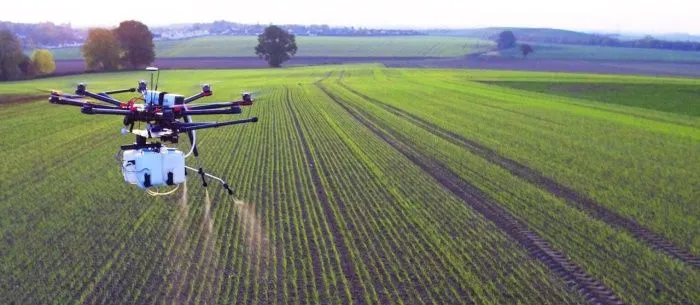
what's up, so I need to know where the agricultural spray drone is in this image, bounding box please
[48,67,258,196]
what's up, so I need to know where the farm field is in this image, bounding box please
[497,42,700,62]
[1,65,698,305]
[46,36,493,60]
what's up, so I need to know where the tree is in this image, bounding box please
[18,55,36,77]
[255,25,298,68]
[496,30,517,50]
[114,20,155,68]
[82,28,121,71]
[520,44,534,58]
[0,30,26,81]
[31,49,56,75]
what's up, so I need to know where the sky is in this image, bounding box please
[1,0,698,35]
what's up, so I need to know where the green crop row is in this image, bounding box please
[326,70,699,304]
[2,66,697,305]
[341,70,700,254]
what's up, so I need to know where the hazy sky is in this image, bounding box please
[2,0,698,34]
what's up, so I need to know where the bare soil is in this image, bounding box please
[0,94,46,105]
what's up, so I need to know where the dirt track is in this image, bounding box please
[53,56,700,77]
[337,82,700,268]
[316,82,626,305]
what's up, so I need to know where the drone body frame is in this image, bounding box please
[48,67,258,195]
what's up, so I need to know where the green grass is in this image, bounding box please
[483,81,700,117]
[1,66,698,305]
[44,36,493,60]
[497,42,700,62]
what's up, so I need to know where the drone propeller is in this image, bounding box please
[36,88,83,99]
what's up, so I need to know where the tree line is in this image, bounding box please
[0,21,80,48]
[0,30,56,81]
[0,20,157,80]
[586,35,700,51]
[495,31,534,58]
[81,21,156,71]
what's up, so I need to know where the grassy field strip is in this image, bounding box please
[296,85,482,304]
[1,133,134,302]
[292,86,445,305]
[304,82,589,304]
[295,85,476,305]
[196,87,351,304]
[391,75,700,138]
[0,139,161,304]
[324,79,693,298]
[276,95,323,305]
[47,36,493,60]
[305,79,581,304]
[342,73,700,255]
[432,69,700,84]
[481,81,700,119]
[283,87,357,304]
[307,88,481,304]
[201,104,270,304]
[296,82,476,302]
[315,81,621,304]
[335,80,699,267]
[284,87,369,304]
[327,77,699,304]
[305,89,580,304]
[450,81,700,138]
[497,42,700,62]
[80,201,168,304]
[3,66,698,304]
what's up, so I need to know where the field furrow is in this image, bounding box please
[335,80,699,268]
[2,67,697,305]
[316,82,622,304]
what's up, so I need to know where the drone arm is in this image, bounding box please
[184,91,212,104]
[185,100,253,110]
[101,88,136,95]
[180,108,243,116]
[50,95,123,109]
[78,90,124,107]
[176,117,258,132]
[81,107,133,115]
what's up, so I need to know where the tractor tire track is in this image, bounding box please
[337,81,700,268]
[317,82,626,305]
[284,87,365,305]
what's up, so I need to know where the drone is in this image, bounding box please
[48,67,258,196]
